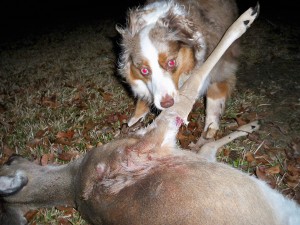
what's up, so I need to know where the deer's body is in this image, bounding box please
[1,4,299,225]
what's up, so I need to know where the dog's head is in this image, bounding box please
[117,1,207,110]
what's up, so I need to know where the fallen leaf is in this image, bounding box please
[56,130,75,139]
[40,154,49,166]
[58,151,79,161]
[265,164,281,175]
[222,148,231,157]
[55,138,73,146]
[245,152,255,163]
[287,163,300,175]
[117,113,128,124]
[34,128,50,139]
[41,153,54,166]
[255,166,276,188]
[98,88,112,101]
[2,144,14,156]
[56,206,76,216]
[235,117,248,126]
[254,154,272,164]
[40,94,58,108]
[58,217,72,225]
[25,210,38,222]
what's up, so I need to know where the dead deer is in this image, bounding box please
[1,4,299,225]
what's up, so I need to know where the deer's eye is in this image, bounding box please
[167,59,176,69]
[140,67,150,76]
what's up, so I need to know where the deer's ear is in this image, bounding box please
[0,171,28,196]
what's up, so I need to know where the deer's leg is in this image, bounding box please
[198,121,260,162]
[128,99,150,127]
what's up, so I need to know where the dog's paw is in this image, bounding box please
[205,128,218,139]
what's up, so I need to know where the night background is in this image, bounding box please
[0,1,299,43]
[0,0,299,224]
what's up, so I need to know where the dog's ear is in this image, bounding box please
[116,7,147,38]
[116,6,148,72]
[159,6,207,61]
[116,7,145,73]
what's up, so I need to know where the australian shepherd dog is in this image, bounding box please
[117,0,240,139]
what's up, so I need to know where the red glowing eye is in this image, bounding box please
[167,59,176,68]
[140,67,149,76]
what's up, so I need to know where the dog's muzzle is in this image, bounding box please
[160,94,174,108]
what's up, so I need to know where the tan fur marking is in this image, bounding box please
[133,99,150,119]
[172,47,195,88]
[158,53,168,70]
[206,81,230,99]
[129,60,151,83]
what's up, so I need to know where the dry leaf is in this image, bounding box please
[58,217,72,225]
[2,144,14,156]
[56,206,76,216]
[98,88,112,101]
[56,130,75,139]
[222,148,231,157]
[255,166,276,189]
[41,154,49,166]
[40,153,54,166]
[245,152,255,163]
[58,151,79,161]
[40,94,58,108]
[117,113,128,124]
[34,128,48,139]
[55,138,73,146]
[235,117,248,126]
[25,210,38,222]
[265,164,280,175]
[287,163,300,175]
[254,154,272,164]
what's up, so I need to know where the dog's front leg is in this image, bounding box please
[128,99,150,127]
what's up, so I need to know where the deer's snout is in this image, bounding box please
[160,94,174,108]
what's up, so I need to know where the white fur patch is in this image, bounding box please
[193,31,207,61]
[140,25,177,110]
[204,97,225,131]
[255,177,300,225]
[143,1,186,26]
[132,79,152,102]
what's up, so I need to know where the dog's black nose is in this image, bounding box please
[160,95,174,108]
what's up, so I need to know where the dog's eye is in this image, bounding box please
[167,59,176,69]
[140,67,150,76]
